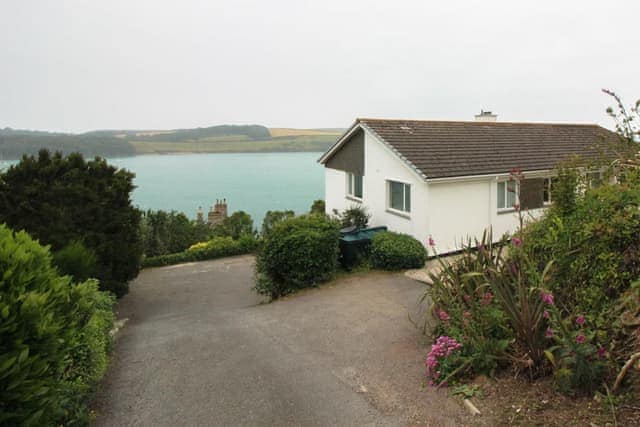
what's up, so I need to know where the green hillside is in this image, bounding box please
[0,125,343,159]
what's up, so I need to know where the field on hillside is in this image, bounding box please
[132,134,338,154]
[269,128,343,138]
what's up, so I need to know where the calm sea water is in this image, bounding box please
[2,152,325,225]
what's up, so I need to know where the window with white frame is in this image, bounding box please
[388,180,411,213]
[587,171,602,188]
[497,180,518,210]
[346,172,363,199]
[543,178,552,204]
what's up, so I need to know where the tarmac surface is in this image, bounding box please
[92,255,467,426]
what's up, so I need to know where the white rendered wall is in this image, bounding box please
[324,167,349,216]
[427,180,492,253]
[363,131,429,244]
[429,178,547,252]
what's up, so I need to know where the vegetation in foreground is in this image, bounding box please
[0,150,142,297]
[0,225,115,426]
[421,92,640,422]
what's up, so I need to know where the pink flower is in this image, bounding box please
[463,294,472,303]
[543,310,550,319]
[541,290,555,306]
[463,311,472,318]
[481,292,494,305]
[438,310,450,322]
[428,235,436,247]
[425,336,463,379]
[576,334,586,344]
[598,347,607,359]
[575,315,586,326]
[514,203,521,212]
[545,328,554,338]
[512,237,522,247]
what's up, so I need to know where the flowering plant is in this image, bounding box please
[425,336,464,386]
[543,307,606,395]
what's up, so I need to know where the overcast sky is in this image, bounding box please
[1,0,639,133]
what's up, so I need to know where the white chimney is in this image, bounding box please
[475,110,497,122]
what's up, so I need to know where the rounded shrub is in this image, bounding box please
[255,215,340,298]
[52,240,98,282]
[370,231,427,270]
[0,224,115,425]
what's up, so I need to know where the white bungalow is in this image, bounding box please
[318,113,617,253]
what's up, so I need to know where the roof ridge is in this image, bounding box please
[357,117,603,127]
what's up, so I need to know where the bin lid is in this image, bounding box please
[340,226,387,242]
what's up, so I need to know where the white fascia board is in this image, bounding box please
[426,169,555,184]
[317,121,361,164]
[360,123,428,182]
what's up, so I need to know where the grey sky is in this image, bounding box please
[1,0,639,133]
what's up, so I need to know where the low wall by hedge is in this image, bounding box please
[142,235,258,268]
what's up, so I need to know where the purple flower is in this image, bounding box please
[576,334,586,344]
[541,290,555,306]
[512,237,522,247]
[545,328,554,338]
[438,310,450,322]
[428,235,436,247]
[575,315,586,326]
[543,310,550,319]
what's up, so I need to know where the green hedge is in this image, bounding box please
[370,231,427,270]
[255,215,340,298]
[0,224,115,426]
[142,234,258,268]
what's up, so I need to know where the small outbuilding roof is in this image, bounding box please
[319,118,619,180]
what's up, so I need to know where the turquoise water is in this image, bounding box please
[2,152,325,225]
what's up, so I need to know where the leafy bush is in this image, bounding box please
[261,210,295,237]
[0,150,142,297]
[255,215,340,298]
[142,234,259,267]
[310,199,325,215]
[53,240,98,282]
[0,224,115,425]
[370,232,426,270]
[140,209,213,257]
[335,205,370,229]
[212,211,255,240]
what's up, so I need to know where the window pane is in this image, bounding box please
[390,181,404,211]
[497,182,505,208]
[354,175,363,198]
[507,181,517,208]
[347,173,353,195]
[404,184,411,212]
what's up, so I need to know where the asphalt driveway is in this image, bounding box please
[92,255,467,426]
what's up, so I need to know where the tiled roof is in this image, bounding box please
[332,118,620,180]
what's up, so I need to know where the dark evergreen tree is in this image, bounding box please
[0,150,142,296]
